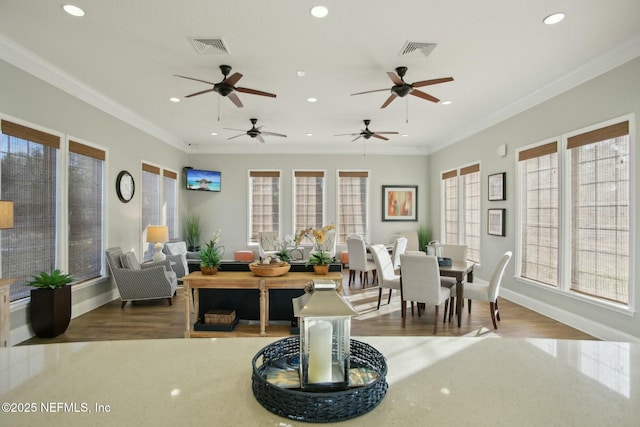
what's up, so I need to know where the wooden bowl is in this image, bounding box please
[249,262,291,277]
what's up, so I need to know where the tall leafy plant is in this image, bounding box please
[184,213,202,251]
[418,226,431,253]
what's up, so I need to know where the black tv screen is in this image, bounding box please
[185,168,221,192]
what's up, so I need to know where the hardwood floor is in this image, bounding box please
[20,270,596,345]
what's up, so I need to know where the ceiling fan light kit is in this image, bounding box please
[225,118,287,144]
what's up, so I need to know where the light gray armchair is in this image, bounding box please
[105,247,178,308]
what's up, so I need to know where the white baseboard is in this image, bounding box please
[501,288,639,343]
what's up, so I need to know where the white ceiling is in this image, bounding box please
[1,1,639,155]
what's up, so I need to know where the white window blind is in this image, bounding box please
[249,171,280,243]
[518,141,559,286]
[293,171,324,237]
[337,171,368,244]
[461,164,481,263]
[163,169,178,239]
[442,170,458,244]
[1,120,59,301]
[68,140,104,282]
[142,163,160,261]
[568,121,630,304]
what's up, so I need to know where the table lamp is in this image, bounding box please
[147,225,169,262]
[0,201,13,230]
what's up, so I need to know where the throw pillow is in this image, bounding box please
[120,252,141,270]
[165,241,187,255]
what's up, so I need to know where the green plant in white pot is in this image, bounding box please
[27,269,75,338]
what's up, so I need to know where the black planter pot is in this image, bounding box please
[30,286,72,338]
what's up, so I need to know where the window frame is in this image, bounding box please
[336,170,370,244]
[515,114,635,311]
[292,170,326,239]
[247,169,282,245]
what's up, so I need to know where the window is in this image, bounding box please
[337,171,369,244]
[1,120,59,302]
[163,169,178,239]
[249,170,280,244]
[293,171,325,237]
[441,164,481,263]
[518,141,559,286]
[68,140,105,282]
[141,163,160,261]
[567,121,630,304]
[517,118,631,306]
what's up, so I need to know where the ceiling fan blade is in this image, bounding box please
[185,88,216,98]
[387,71,404,85]
[227,92,244,107]
[410,89,440,103]
[372,134,390,141]
[262,131,287,138]
[335,133,359,136]
[223,72,243,86]
[257,135,266,144]
[223,128,248,132]
[374,131,399,135]
[411,77,454,88]
[380,93,397,108]
[351,135,362,143]
[351,88,389,96]
[174,75,216,85]
[227,133,246,140]
[236,87,277,98]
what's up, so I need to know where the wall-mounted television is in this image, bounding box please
[185,168,221,192]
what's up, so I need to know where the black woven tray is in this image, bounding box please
[252,336,388,423]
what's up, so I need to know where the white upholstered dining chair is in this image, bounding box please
[346,237,377,287]
[462,251,512,329]
[390,236,408,272]
[369,244,401,310]
[399,253,453,333]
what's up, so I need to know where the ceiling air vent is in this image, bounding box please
[189,37,229,55]
[399,42,437,57]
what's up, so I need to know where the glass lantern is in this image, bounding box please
[292,280,359,391]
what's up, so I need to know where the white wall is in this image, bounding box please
[428,57,640,341]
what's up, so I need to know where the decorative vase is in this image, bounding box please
[313,264,329,275]
[201,266,218,275]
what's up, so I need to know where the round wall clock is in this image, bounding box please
[116,170,135,203]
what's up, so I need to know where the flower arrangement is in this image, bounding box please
[295,225,335,266]
[275,235,297,262]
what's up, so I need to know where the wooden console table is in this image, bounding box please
[182,270,342,337]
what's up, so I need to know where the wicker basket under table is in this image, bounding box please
[251,336,388,423]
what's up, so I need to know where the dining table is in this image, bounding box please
[438,260,475,327]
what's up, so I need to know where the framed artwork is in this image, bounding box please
[382,185,418,221]
[488,208,506,236]
[488,172,506,201]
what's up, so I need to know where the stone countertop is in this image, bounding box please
[1,336,638,426]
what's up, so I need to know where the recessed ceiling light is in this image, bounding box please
[441,100,452,105]
[297,70,306,77]
[307,97,318,103]
[169,97,180,103]
[310,6,329,18]
[210,132,218,136]
[62,4,85,17]
[306,133,313,136]
[543,12,565,25]
[402,134,409,137]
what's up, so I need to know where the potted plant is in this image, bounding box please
[418,226,431,253]
[296,225,335,275]
[27,269,75,338]
[184,213,202,252]
[199,231,224,275]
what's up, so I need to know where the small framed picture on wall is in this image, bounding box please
[382,185,418,221]
[488,172,506,201]
[488,208,506,236]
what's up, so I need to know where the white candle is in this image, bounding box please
[308,320,333,384]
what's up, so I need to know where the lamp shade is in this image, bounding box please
[0,201,14,229]
[147,225,169,243]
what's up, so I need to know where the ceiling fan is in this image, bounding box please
[335,120,399,142]
[351,66,453,108]
[225,118,287,143]
[174,64,276,108]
